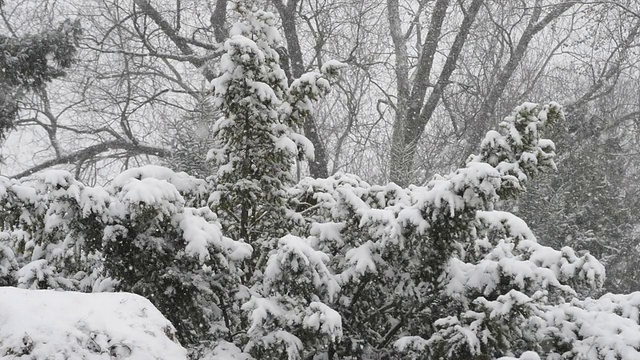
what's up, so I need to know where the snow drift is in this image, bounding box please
[0,287,187,359]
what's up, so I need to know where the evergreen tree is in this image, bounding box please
[101,166,252,345]
[208,2,340,264]
[0,16,80,139]
[161,98,219,179]
[0,171,106,290]
[286,103,605,358]
[516,107,640,294]
[206,2,344,357]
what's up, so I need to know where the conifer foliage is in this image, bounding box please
[0,15,80,139]
[3,4,640,360]
[208,2,342,259]
[0,166,252,346]
[206,3,345,357]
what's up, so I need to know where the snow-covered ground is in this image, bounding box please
[0,287,187,359]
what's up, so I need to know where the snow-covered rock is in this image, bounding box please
[0,287,187,359]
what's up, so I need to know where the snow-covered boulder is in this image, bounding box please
[0,287,187,359]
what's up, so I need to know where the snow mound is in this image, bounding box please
[0,287,187,359]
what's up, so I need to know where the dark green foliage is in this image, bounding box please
[0,19,80,89]
[0,18,80,139]
[102,224,212,344]
[517,109,640,294]
[0,167,251,348]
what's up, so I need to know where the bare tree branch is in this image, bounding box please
[132,0,201,65]
[273,0,329,178]
[10,141,170,179]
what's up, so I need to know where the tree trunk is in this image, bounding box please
[274,0,329,178]
[389,0,486,187]
[386,0,411,186]
[210,0,228,43]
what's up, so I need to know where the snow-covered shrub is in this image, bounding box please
[241,235,342,358]
[0,165,252,346]
[0,171,108,291]
[102,166,251,344]
[287,103,608,359]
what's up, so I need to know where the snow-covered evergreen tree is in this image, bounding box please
[208,2,341,269]
[286,103,611,359]
[102,166,251,345]
[204,2,344,358]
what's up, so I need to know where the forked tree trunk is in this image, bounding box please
[388,0,483,187]
[388,0,573,186]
